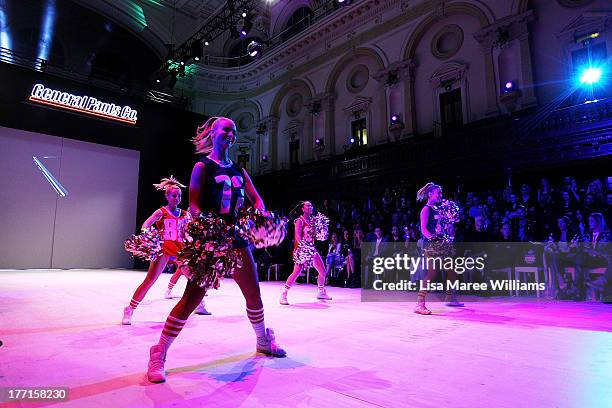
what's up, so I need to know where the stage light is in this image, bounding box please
[315,138,324,146]
[239,12,253,37]
[337,0,352,5]
[204,40,210,46]
[579,67,602,85]
[349,137,355,144]
[156,78,160,83]
[390,114,400,125]
[247,40,262,58]
[240,19,253,37]
[504,81,516,91]
[37,0,56,63]
[191,39,203,61]
[261,154,268,162]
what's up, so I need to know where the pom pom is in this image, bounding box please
[236,207,288,249]
[424,234,455,256]
[293,240,317,267]
[434,199,462,224]
[177,213,242,289]
[124,227,163,261]
[311,213,330,241]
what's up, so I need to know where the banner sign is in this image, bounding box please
[29,83,138,125]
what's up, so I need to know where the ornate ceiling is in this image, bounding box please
[71,0,227,57]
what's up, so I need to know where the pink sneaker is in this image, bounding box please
[147,345,166,383]
[414,304,432,315]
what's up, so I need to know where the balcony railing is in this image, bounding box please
[198,0,349,69]
[259,98,612,185]
[0,47,185,106]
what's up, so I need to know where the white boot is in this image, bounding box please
[122,306,134,325]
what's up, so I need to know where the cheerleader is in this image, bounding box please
[414,182,462,315]
[122,177,209,325]
[146,117,285,383]
[280,201,332,305]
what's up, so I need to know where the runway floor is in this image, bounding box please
[1,269,611,408]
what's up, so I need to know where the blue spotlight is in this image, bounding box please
[579,67,602,85]
[0,0,12,62]
[37,0,56,67]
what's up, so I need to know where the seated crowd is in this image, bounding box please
[261,176,611,301]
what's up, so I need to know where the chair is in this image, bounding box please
[267,264,283,281]
[305,266,314,284]
[512,248,546,297]
[587,267,607,301]
[490,267,514,296]
[514,266,544,297]
[563,266,577,283]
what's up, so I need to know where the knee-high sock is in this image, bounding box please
[158,315,187,353]
[246,307,266,344]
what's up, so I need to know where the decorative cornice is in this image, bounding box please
[343,96,373,115]
[192,0,447,99]
[373,59,415,85]
[200,0,395,81]
[429,61,469,88]
[556,12,612,43]
[260,115,279,126]
[473,10,535,49]
[282,119,304,140]
[305,92,336,114]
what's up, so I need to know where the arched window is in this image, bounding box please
[281,7,313,42]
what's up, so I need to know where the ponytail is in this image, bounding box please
[416,182,441,202]
[192,116,220,154]
[153,175,186,194]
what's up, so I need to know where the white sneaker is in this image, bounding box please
[256,328,287,357]
[147,345,166,383]
[316,290,332,300]
[194,302,211,315]
[279,292,289,305]
[122,306,133,325]
[164,288,173,299]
